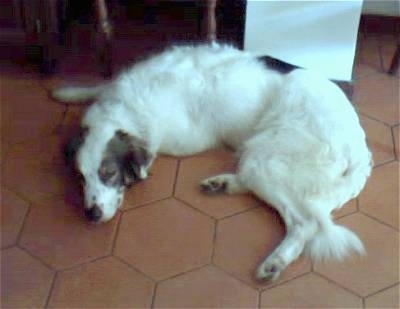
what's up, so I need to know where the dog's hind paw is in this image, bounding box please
[255,258,284,282]
[200,177,227,193]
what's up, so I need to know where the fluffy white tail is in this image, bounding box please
[51,85,106,103]
[305,221,365,261]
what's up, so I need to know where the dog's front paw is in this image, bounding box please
[200,177,227,193]
[255,258,284,282]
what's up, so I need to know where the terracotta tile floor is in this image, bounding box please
[1,28,399,308]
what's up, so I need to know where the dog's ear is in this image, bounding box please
[64,127,88,166]
[115,130,154,186]
[122,147,152,186]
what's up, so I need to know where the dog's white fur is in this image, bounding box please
[53,43,372,281]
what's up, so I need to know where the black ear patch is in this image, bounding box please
[64,127,88,166]
[122,151,146,187]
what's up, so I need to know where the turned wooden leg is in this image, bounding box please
[95,0,113,78]
[205,0,217,42]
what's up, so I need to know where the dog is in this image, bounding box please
[52,43,372,281]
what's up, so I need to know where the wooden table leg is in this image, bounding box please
[95,0,113,78]
[205,0,217,42]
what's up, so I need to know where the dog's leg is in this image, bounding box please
[256,218,318,282]
[200,173,248,194]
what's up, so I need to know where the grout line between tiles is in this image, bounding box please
[17,244,55,272]
[373,158,397,169]
[110,210,123,255]
[172,158,181,196]
[217,203,262,222]
[2,184,36,208]
[173,196,218,221]
[122,195,173,213]
[112,255,157,283]
[358,110,398,128]
[156,263,212,284]
[150,281,158,309]
[358,211,399,232]
[56,254,112,273]
[260,270,312,293]
[44,270,58,309]
[390,125,399,161]
[14,199,33,247]
[313,270,364,299]
[334,209,359,220]
[209,263,264,293]
[210,219,219,262]
[363,282,400,299]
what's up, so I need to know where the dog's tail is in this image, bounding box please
[305,218,365,261]
[51,85,106,103]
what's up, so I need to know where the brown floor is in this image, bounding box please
[1,22,399,308]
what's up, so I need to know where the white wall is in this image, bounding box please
[244,1,363,81]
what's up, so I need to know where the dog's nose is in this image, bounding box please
[84,205,103,222]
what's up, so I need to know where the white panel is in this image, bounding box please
[244,1,363,81]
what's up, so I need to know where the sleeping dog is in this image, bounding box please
[52,43,372,281]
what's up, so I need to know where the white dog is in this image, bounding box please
[52,43,372,281]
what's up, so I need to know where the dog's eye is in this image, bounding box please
[102,170,117,180]
[99,160,119,181]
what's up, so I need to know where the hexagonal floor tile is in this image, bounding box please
[360,116,395,165]
[1,247,54,308]
[123,156,178,209]
[359,162,399,229]
[353,72,399,125]
[1,188,29,248]
[48,257,154,308]
[314,213,399,297]
[214,207,311,289]
[365,283,399,308]
[154,265,258,308]
[19,196,120,269]
[2,137,73,204]
[1,75,64,144]
[260,273,362,308]
[114,198,215,280]
[175,149,263,219]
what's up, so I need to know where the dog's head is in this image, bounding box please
[65,128,153,223]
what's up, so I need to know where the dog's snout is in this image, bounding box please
[84,205,103,222]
